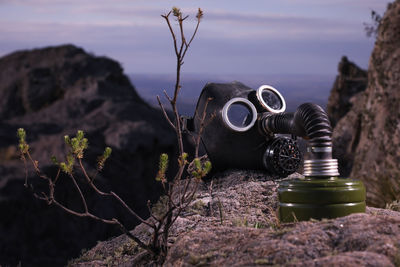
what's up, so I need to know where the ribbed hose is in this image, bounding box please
[260,103,339,177]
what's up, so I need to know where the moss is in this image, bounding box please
[394,246,400,267]
[254,258,271,265]
[272,226,294,237]
[114,240,139,257]
[189,200,206,215]
[254,221,268,229]
[66,248,104,266]
[386,200,400,212]
[151,195,169,218]
[232,217,249,227]
[188,251,225,266]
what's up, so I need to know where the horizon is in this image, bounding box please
[129,72,336,116]
[0,0,390,78]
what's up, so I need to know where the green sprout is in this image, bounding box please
[191,158,212,179]
[51,156,59,166]
[65,130,88,159]
[178,152,188,167]
[17,128,29,154]
[156,153,169,183]
[60,153,75,175]
[172,6,181,17]
[97,147,112,171]
[59,130,90,174]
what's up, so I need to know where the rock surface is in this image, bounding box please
[0,45,176,266]
[70,170,400,266]
[327,57,367,177]
[326,56,367,128]
[329,0,400,206]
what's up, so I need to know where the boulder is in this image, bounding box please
[70,170,400,266]
[0,45,176,266]
[330,0,400,207]
[327,56,367,128]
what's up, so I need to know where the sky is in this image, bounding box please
[0,0,390,77]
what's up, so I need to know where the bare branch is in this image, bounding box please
[182,15,201,59]
[163,90,173,103]
[110,191,154,227]
[195,97,212,158]
[69,174,89,213]
[79,159,109,196]
[20,7,205,263]
[156,95,175,129]
[162,12,179,57]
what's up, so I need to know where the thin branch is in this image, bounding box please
[79,159,109,196]
[156,95,175,129]
[195,97,212,158]
[110,191,154,228]
[22,154,28,187]
[182,17,201,59]
[161,12,179,57]
[147,200,160,222]
[69,174,88,213]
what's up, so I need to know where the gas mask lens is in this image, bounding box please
[222,97,257,132]
[257,85,286,113]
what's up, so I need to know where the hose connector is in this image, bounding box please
[259,103,339,177]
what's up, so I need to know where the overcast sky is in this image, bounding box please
[0,0,390,76]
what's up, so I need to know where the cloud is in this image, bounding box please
[0,0,380,75]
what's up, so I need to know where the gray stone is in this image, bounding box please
[70,170,400,266]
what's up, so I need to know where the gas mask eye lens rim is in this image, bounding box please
[257,85,286,113]
[222,97,257,132]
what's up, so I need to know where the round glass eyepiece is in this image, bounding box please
[256,85,286,113]
[222,98,257,132]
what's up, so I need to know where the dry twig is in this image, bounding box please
[18,7,209,264]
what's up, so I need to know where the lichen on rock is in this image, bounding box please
[70,170,400,266]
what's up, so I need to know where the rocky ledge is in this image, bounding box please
[70,170,400,266]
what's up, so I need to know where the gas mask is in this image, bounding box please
[183,82,365,222]
[185,82,302,177]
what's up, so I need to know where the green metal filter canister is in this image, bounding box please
[278,177,366,222]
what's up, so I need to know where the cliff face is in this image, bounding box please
[0,45,176,266]
[330,0,400,207]
[327,57,367,177]
[327,56,367,128]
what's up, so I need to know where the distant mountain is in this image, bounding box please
[129,73,335,115]
[0,45,176,266]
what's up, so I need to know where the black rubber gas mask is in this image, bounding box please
[187,82,301,177]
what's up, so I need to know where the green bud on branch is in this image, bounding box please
[17,128,29,154]
[172,7,181,17]
[51,156,59,166]
[156,153,169,183]
[190,158,212,179]
[97,147,112,171]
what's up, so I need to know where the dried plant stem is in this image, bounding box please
[19,7,207,264]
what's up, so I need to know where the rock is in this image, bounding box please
[329,1,400,207]
[326,56,367,176]
[70,170,400,266]
[0,45,176,266]
[327,56,367,128]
